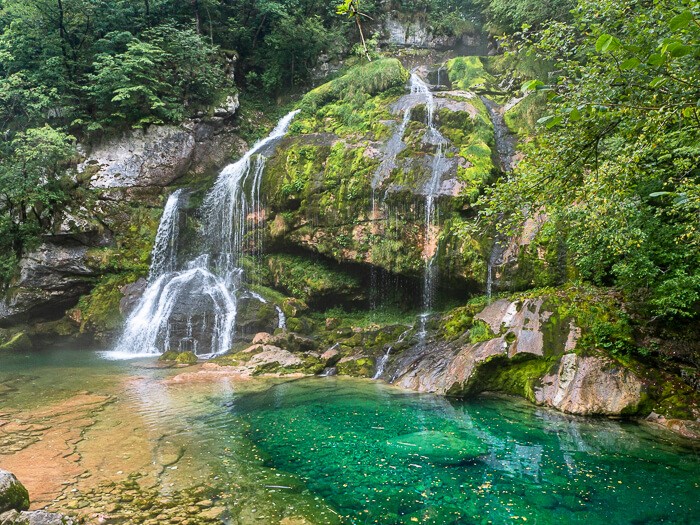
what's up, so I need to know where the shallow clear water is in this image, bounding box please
[1,348,699,524]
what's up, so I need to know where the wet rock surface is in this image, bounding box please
[0,509,76,525]
[0,242,98,326]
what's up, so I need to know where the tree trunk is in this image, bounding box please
[353,11,371,61]
[192,0,201,34]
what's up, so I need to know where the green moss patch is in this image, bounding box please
[299,59,409,114]
[267,254,363,306]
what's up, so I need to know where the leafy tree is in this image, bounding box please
[477,0,574,34]
[484,0,700,319]
[0,125,75,283]
[86,25,229,128]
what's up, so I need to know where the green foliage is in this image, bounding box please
[73,273,139,333]
[477,0,574,34]
[0,125,75,285]
[314,305,418,329]
[87,25,229,127]
[447,56,496,91]
[267,254,363,305]
[485,0,700,320]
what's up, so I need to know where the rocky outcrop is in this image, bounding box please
[78,113,242,189]
[381,15,486,51]
[387,298,646,416]
[0,510,75,525]
[534,353,645,415]
[0,241,98,326]
[79,124,197,188]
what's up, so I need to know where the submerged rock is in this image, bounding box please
[0,510,76,525]
[385,430,487,465]
[0,470,29,513]
[646,412,700,440]
[0,333,33,353]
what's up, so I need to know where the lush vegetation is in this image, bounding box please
[477,0,574,34]
[485,0,700,322]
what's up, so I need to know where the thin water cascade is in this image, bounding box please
[369,72,448,338]
[275,306,286,330]
[373,327,411,380]
[113,111,299,357]
[415,73,448,329]
[369,72,430,312]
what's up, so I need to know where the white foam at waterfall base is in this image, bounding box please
[112,110,299,357]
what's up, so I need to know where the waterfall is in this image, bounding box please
[111,111,299,358]
[202,110,299,277]
[368,72,447,321]
[416,73,448,321]
[149,189,185,280]
[369,73,430,312]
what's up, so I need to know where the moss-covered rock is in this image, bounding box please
[267,254,364,306]
[0,332,33,352]
[159,350,198,365]
[0,469,30,513]
[299,59,409,114]
[260,56,500,290]
[335,357,375,377]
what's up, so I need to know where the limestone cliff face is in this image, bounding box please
[78,103,242,189]
[380,13,488,53]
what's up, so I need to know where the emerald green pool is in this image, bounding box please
[1,348,699,524]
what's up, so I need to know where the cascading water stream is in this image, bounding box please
[372,327,411,380]
[369,72,431,311]
[149,189,185,280]
[367,72,448,339]
[112,111,299,357]
[416,74,448,336]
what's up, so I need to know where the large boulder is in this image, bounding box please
[534,353,645,415]
[79,124,197,188]
[0,470,29,513]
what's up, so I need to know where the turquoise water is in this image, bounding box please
[234,378,700,525]
[1,349,699,524]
